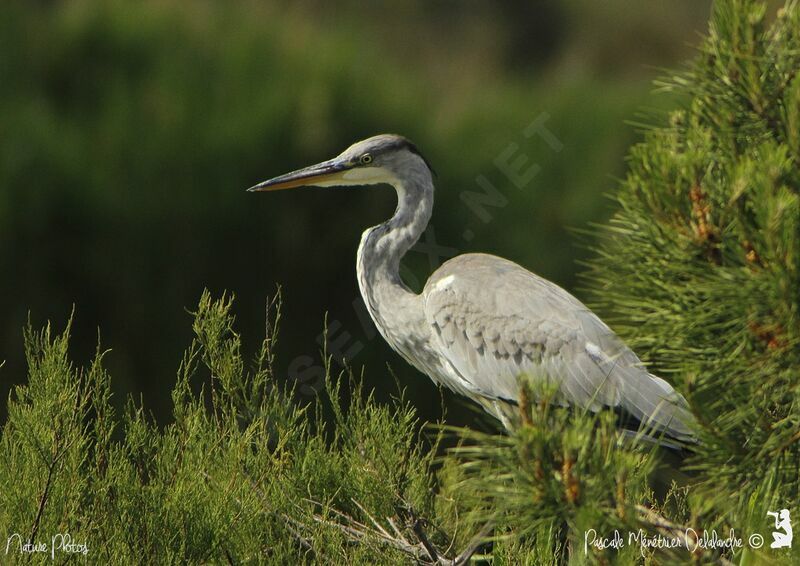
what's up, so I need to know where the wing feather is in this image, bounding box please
[423,253,694,441]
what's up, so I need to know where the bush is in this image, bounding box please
[584,0,800,550]
[0,293,673,564]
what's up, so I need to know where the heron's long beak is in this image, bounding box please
[247,159,349,192]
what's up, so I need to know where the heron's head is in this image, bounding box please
[247,134,434,193]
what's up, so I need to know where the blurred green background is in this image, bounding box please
[0,0,712,425]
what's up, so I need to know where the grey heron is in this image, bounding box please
[249,134,695,445]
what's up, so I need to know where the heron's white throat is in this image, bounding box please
[340,166,399,186]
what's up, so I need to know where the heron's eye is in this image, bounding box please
[360,153,373,165]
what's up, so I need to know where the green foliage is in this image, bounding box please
[585,0,800,558]
[0,293,438,563]
[441,382,657,564]
[0,294,676,564]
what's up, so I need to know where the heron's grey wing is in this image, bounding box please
[422,253,694,441]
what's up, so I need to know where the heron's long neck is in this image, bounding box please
[356,174,433,334]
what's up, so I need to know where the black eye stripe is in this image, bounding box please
[376,138,435,176]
